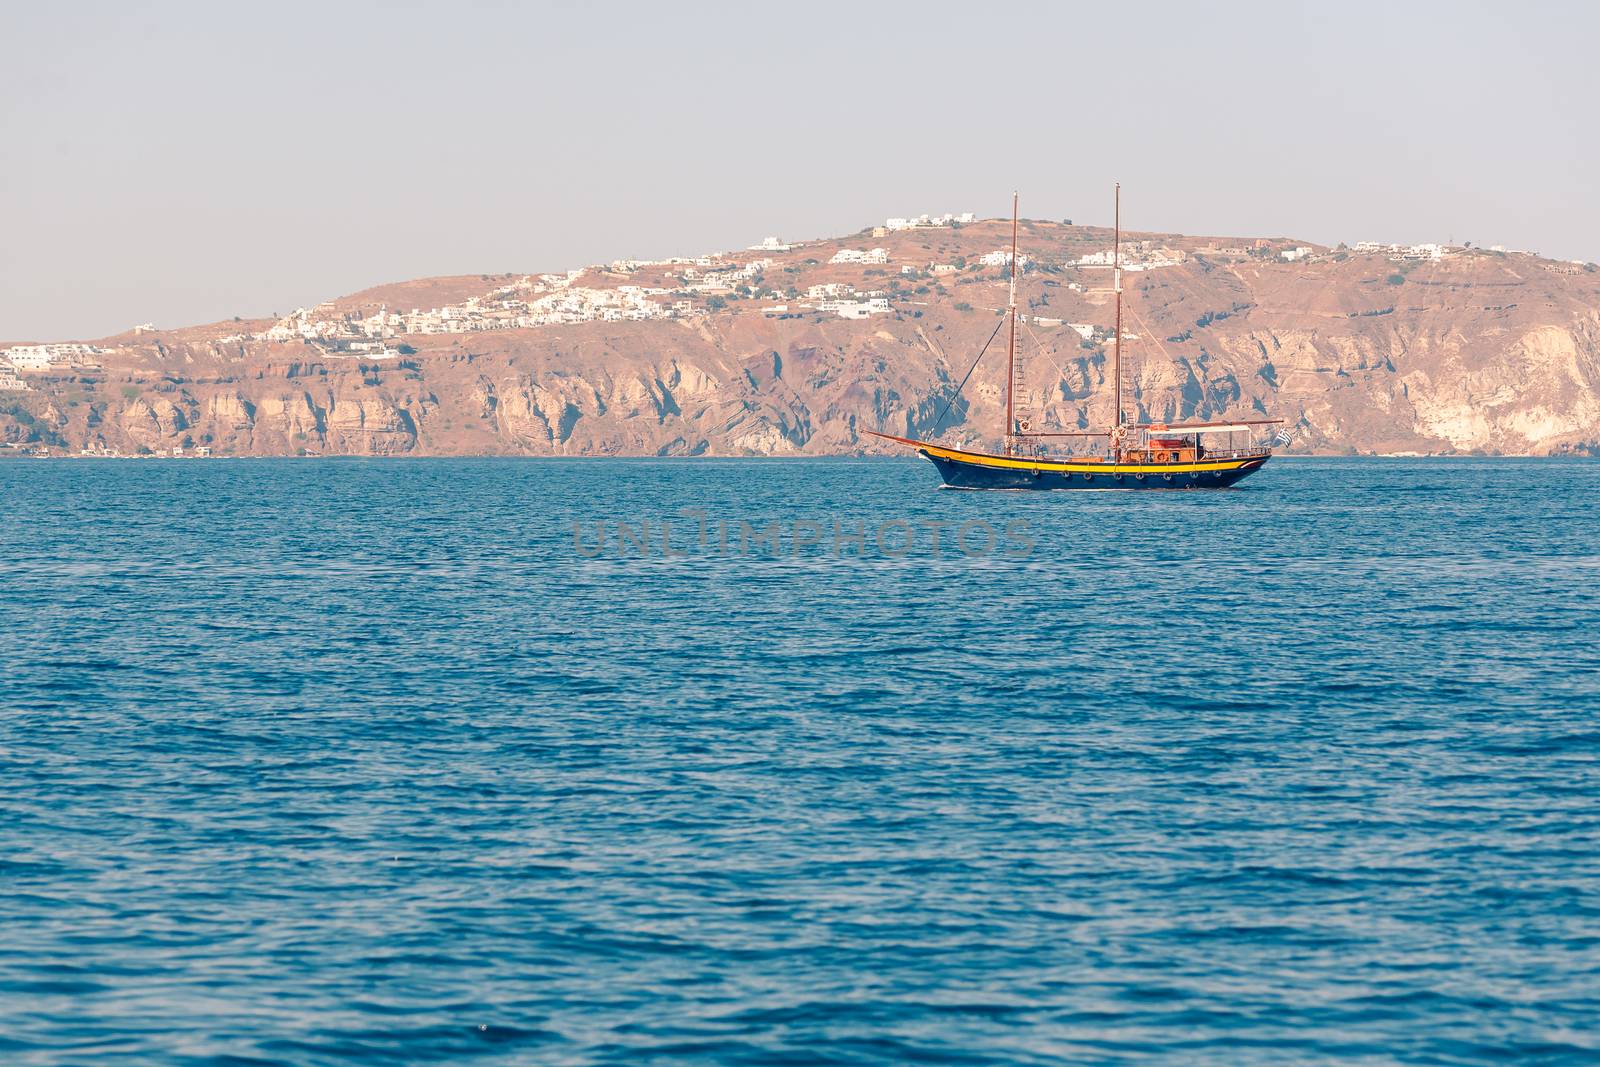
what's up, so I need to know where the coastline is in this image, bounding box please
[2,449,1591,462]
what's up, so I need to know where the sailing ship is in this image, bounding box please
[870,187,1281,489]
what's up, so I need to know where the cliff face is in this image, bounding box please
[5,221,1599,457]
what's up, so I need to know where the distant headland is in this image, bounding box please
[4,213,1598,458]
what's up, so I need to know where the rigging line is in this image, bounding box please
[1128,264,1211,343]
[1018,319,1096,441]
[1120,302,1169,419]
[1117,256,1216,360]
[1130,249,1247,338]
[929,315,1008,435]
[1125,268,1260,417]
[1019,319,1077,412]
[1015,313,1110,431]
[1123,301,1179,370]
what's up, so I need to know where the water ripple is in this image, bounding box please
[1,457,1598,1064]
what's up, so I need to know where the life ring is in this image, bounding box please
[1134,473,1145,481]
[1162,472,1173,481]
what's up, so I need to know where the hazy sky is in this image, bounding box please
[3,0,1595,340]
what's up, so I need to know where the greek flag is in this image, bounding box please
[1273,427,1294,447]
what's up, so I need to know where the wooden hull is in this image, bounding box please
[870,433,1271,490]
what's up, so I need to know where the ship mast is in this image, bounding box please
[1004,190,1020,455]
[1112,182,1123,461]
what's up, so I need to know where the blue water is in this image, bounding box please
[2,457,1598,1065]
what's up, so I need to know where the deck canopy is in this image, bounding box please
[1148,423,1258,436]
[1137,419,1284,436]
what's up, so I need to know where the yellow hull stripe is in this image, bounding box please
[916,441,1258,475]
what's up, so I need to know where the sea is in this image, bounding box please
[2,457,1597,1065]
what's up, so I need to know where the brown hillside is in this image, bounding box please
[5,220,1598,457]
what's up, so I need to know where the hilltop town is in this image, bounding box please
[3,212,1599,458]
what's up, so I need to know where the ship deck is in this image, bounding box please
[867,432,1271,475]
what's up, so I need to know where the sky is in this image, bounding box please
[2,0,1595,341]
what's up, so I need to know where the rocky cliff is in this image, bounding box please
[5,220,1598,457]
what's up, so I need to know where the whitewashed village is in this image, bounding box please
[1,209,1555,378]
[3,208,1592,459]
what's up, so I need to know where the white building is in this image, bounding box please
[1351,241,1448,261]
[749,236,790,251]
[3,347,54,370]
[806,283,854,299]
[981,250,1029,268]
[0,361,28,391]
[885,212,975,231]
[1280,246,1313,262]
[2,343,102,370]
[359,306,395,338]
[820,297,891,319]
[1077,247,1182,270]
[829,247,889,265]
